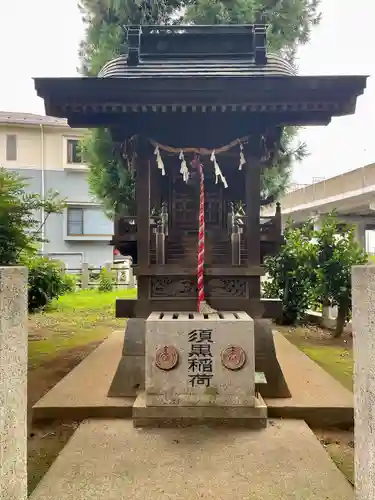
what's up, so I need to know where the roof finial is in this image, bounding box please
[127,26,141,67]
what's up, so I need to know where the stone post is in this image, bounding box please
[128,258,135,288]
[0,267,28,500]
[81,263,89,290]
[352,265,375,500]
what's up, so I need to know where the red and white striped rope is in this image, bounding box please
[192,157,205,313]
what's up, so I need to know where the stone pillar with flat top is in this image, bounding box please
[0,267,28,500]
[352,264,375,500]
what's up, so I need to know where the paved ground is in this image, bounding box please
[271,332,353,407]
[33,330,354,426]
[29,419,353,500]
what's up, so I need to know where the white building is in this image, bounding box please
[0,111,114,268]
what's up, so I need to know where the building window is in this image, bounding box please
[66,206,113,237]
[67,208,84,235]
[67,139,85,164]
[6,134,17,161]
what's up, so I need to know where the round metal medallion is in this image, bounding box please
[155,345,179,371]
[221,345,247,371]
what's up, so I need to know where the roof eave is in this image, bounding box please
[34,74,368,121]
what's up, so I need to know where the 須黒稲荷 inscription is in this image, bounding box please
[188,329,214,387]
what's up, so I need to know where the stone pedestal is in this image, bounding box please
[134,311,266,428]
[133,392,267,428]
[0,267,28,500]
[108,317,289,400]
[107,319,145,397]
[352,265,375,500]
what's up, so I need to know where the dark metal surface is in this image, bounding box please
[124,24,267,65]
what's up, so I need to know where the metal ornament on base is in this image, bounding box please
[155,346,179,371]
[221,345,247,371]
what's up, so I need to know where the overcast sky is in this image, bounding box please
[0,0,373,184]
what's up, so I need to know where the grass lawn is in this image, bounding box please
[276,324,354,485]
[28,287,136,495]
[29,288,136,368]
[277,324,353,391]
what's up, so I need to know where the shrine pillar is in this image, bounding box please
[245,156,261,300]
[135,145,151,317]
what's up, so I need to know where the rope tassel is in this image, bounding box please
[179,150,189,183]
[154,146,165,176]
[210,150,228,188]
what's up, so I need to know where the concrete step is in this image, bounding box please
[29,419,354,500]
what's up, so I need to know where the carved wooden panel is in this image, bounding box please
[151,278,196,298]
[150,277,248,299]
[207,279,248,298]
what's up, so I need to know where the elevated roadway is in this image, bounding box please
[262,162,375,250]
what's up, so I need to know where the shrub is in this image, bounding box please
[62,273,77,293]
[263,219,317,325]
[88,266,100,282]
[314,213,368,336]
[98,268,114,292]
[264,212,368,335]
[26,256,68,312]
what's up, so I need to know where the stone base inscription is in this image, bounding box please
[145,311,255,407]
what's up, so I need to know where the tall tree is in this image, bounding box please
[184,0,321,60]
[79,0,321,216]
[79,0,185,216]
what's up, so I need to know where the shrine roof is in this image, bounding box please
[33,24,368,128]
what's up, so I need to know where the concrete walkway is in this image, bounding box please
[33,330,354,426]
[29,419,353,500]
[268,331,353,426]
[32,331,134,420]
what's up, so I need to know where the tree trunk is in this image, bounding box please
[334,306,347,338]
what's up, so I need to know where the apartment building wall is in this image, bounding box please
[0,115,113,267]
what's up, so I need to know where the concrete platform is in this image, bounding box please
[32,331,134,421]
[29,419,353,500]
[133,392,267,428]
[268,332,353,427]
[32,330,354,427]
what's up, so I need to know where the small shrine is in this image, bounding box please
[35,24,366,425]
[35,24,366,320]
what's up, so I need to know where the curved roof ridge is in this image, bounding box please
[98,53,296,78]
